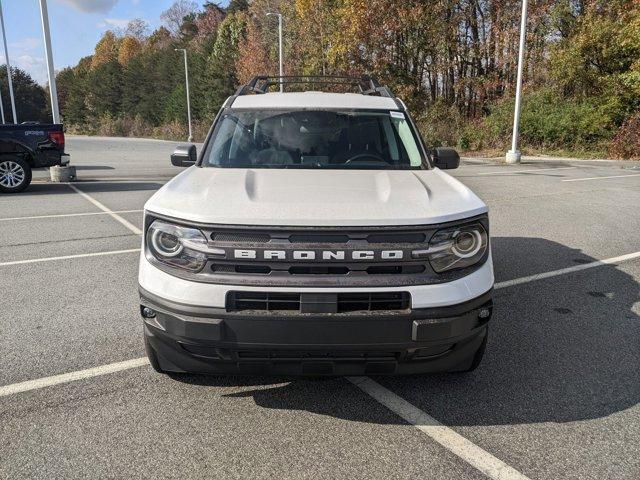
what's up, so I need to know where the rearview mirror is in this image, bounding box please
[432,147,460,170]
[171,144,197,167]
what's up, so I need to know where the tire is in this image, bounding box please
[144,333,166,374]
[0,157,32,194]
[450,328,488,373]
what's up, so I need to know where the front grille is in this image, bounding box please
[226,291,410,314]
[148,215,489,288]
[200,225,439,287]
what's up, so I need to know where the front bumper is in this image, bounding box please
[140,287,492,375]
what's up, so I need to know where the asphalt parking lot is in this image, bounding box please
[1,136,639,479]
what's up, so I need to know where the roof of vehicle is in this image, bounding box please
[230,91,401,110]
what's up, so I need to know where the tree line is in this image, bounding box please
[33,0,640,158]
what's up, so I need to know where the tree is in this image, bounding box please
[118,36,142,65]
[0,66,48,123]
[205,13,247,113]
[124,18,149,41]
[86,60,123,118]
[92,31,119,69]
[193,2,226,48]
[161,0,198,36]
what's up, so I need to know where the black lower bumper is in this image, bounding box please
[139,287,492,375]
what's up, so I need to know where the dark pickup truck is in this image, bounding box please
[0,123,69,193]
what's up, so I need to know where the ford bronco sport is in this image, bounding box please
[138,75,494,375]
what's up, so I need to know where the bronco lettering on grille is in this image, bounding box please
[233,249,404,261]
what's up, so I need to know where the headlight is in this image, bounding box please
[413,223,488,273]
[146,220,208,271]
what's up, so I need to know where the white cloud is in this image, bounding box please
[0,37,48,84]
[59,0,118,14]
[16,55,48,85]
[9,38,40,52]
[97,17,131,29]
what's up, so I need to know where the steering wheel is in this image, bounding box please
[344,153,390,165]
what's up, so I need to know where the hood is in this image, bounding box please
[145,167,487,227]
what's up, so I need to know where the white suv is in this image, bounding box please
[138,76,494,375]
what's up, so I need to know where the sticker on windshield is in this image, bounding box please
[390,111,405,120]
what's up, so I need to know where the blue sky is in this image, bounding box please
[2,0,219,84]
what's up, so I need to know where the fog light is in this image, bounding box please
[478,307,491,319]
[142,307,156,318]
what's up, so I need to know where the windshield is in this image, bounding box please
[201,109,426,169]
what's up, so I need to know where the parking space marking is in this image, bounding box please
[31,179,169,184]
[494,250,640,289]
[0,249,140,267]
[0,358,149,398]
[562,173,640,182]
[347,376,531,480]
[0,209,142,222]
[68,184,143,235]
[477,166,575,176]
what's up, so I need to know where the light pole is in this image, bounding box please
[175,48,193,142]
[0,0,17,123]
[39,0,60,124]
[506,0,528,164]
[266,12,283,92]
[0,78,5,123]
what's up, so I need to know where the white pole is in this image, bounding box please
[506,0,528,164]
[0,77,5,123]
[278,14,283,93]
[175,49,192,142]
[267,13,283,92]
[39,0,60,124]
[0,0,17,123]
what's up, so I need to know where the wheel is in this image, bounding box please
[144,332,166,374]
[0,157,32,193]
[450,329,488,373]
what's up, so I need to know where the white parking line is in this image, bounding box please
[0,249,140,267]
[562,173,640,182]
[0,358,149,397]
[31,179,169,184]
[477,166,575,176]
[494,251,640,289]
[348,377,531,480]
[68,184,143,235]
[0,209,142,222]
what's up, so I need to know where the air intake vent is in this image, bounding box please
[336,292,410,312]
[211,232,271,243]
[226,291,410,313]
[226,292,300,312]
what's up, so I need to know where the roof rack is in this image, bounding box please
[234,75,396,98]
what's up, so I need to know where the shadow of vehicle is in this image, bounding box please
[73,165,116,171]
[170,237,639,426]
[0,181,166,196]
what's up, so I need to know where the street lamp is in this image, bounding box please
[175,48,193,142]
[266,12,283,93]
[0,0,17,123]
[0,76,5,123]
[506,0,528,164]
[39,0,60,124]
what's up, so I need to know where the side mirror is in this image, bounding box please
[432,147,460,170]
[171,144,197,167]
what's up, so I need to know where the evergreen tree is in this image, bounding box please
[0,66,48,123]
